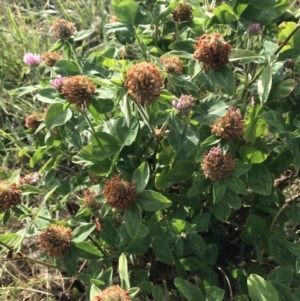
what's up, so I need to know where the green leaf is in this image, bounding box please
[152,285,165,301]
[286,134,300,169]
[247,274,279,301]
[269,237,293,267]
[73,241,102,259]
[168,50,194,59]
[91,98,114,115]
[267,267,293,285]
[118,253,130,289]
[74,29,95,41]
[174,277,204,301]
[152,237,174,264]
[231,160,252,176]
[240,145,268,164]
[270,281,295,301]
[188,232,204,258]
[168,123,199,161]
[267,79,296,102]
[210,201,231,222]
[222,188,241,209]
[225,176,248,195]
[206,286,225,301]
[53,60,81,76]
[247,164,273,195]
[246,214,266,237]
[243,106,268,143]
[213,65,236,96]
[63,246,78,275]
[116,116,139,146]
[260,111,288,133]
[166,161,195,184]
[45,103,72,129]
[230,49,264,63]
[136,190,172,211]
[125,233,151,254]
[258,63,272,105]
[211,4,237,24]
[213,179,227,203]
[132,161,150,193]
[37,88,58,103]
[192,212,211,232]
[175,237,185,257]
[124,203,142,239]
[91,132,121,159]
[72,223,96,243]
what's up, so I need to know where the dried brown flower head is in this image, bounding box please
[93,286,131,301]
[52,19,76,40]
[41,52,61,67]
[160,56,184,74]
[103,174,136,210]
[125,62,163,105]
[0,181,21,213]
[193,33,232,71]
[201,147,234,181]
[211,107,244,140]
[172,2,193,23]
[38,225,72,258]
[25,113,44,131]
[61,75,96,108]
[83,188,102,211]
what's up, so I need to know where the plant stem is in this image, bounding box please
[82,110,102,148]
[135,30,148,61]
[135,103,155,134]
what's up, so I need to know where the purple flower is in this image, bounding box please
[247,23,261,35]
[172,100,177,107]
[29,172,39,185]
[23,53,42,66]
[50,75,65,90]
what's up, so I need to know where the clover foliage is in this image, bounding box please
[2,0,300,300]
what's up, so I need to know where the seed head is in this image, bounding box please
[25,113,44,131]
[61,75,96,108]
[93,286,131,301]
[201,147,234,181]
[283,59,295,70]
[103,174,136,210]
[50,74,65,91]
[41,52,61,67]
[0,181,21,213]
[211,107,244,140]
[38,225,72,258]
[160,57,184,74]
[125,62,163,105]
[247,23,261,35]
[172,2,193,23]
[23,53,41,66]
[52,19,76,40]
[193,33,232,72]
[83,188,102,211]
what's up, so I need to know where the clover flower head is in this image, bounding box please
[25,113,44,131]
[52,18,76,40]
[172,2,193,23]
[211,107,244,140]
[61,75,96,108]
[93,286,131,301]
[160,56,184,74]
[193,33,232,72]
[0,181,21,213]
[247,23,261,35]
[125,62,163,105]
[201,146,234,181]
[23,53,42,66]
[103,174,136,210]
[83,188,102,211]
[172,94,195,115]
[21,172,39,185]
[41,51,61,67]
[50,75,65,91]
[38,225,72,258]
